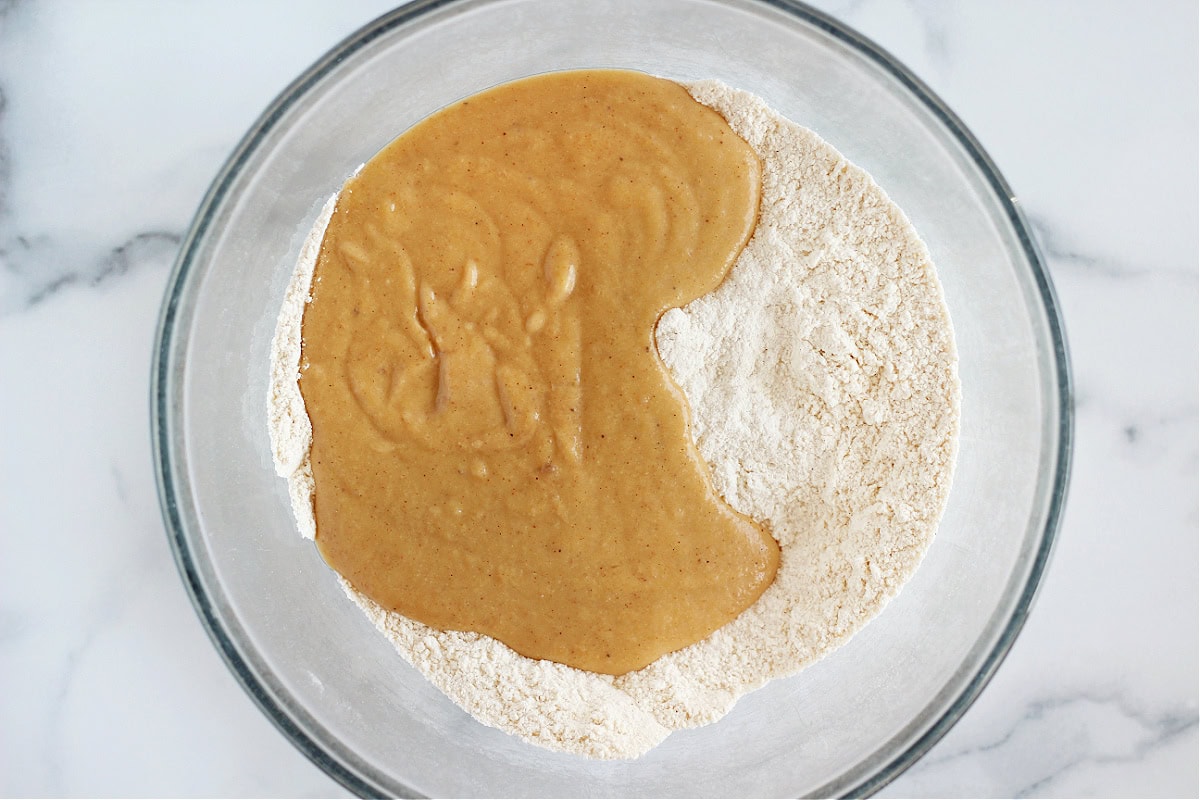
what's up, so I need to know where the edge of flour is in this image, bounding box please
[268,193,336,541]
[266,78,961,760]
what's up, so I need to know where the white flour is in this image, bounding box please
[268,79,959,759]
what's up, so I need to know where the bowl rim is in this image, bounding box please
[151,0,1074,796]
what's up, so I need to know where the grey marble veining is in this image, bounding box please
[889,690,1197,798]
[2,229,181,312]
[0,0,1195,796]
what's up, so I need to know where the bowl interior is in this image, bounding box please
[157,0,1068,796]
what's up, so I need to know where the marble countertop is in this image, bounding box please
[1,1,1195,796]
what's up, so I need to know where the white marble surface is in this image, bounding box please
[0,0,1195,796]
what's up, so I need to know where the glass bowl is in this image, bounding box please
[152,0,1072,795]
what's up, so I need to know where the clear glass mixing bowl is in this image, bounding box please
[152,0,1072,795]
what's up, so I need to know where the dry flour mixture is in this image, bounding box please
[269,78,960,759]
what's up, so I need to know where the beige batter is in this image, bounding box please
[297,71,778,676]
